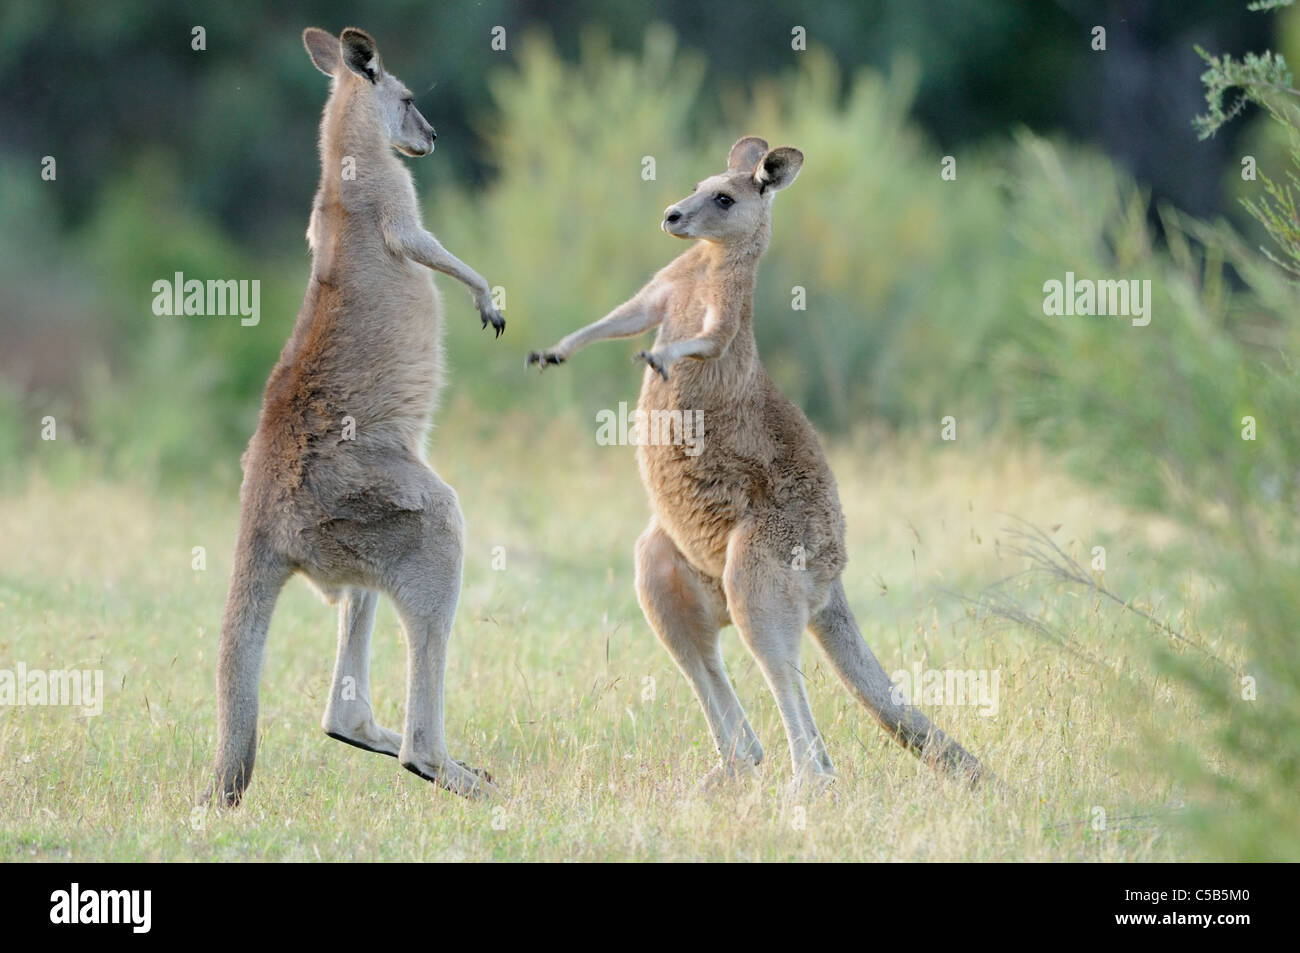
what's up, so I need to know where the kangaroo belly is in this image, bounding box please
[363,262,445,439]
[328,261,443,443]
[637,440,747,577]
[635,374,848,582]
[253,261,444,512]
[634,372,769,576]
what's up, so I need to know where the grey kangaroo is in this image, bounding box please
[205,27,502,806]
[528,137,987,792]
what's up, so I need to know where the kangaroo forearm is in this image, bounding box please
[558,299,660,356]
[655,333,724,364]
[386,222,504,334]
[401,228,490,299]
[654,305,738,365]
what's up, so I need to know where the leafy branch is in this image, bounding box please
[1194,0,1300,277]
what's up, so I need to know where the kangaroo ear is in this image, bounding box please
[754,147,804,194]
[303,28,341,76]
[340,27,381,83]
[727,136,769,172]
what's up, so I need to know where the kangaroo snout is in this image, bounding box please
[662,206,686,235]
[411,125,436,156]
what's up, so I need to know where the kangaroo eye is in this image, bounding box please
[402,98,413,107]
[714,193,734,209]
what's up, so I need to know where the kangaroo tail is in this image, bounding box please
[204,533,288,807]
[809,580,987,787]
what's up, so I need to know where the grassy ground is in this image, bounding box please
[0,409,1226,861]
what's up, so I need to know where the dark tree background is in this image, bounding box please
[0,0,1274,243]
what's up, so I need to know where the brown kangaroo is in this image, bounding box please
[204,27,502,807]
[528,137,986,791]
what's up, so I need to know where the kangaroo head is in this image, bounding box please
[303,27,436,157]
[662,137,803,246]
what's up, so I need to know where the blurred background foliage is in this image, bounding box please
[1,0,1295,481]
[2,0,1299,858]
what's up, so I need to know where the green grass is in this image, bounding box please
[0,408,1233,861]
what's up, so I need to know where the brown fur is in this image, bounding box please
[529,137,987,790]
[204,27,502,807]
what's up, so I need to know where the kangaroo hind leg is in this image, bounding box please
[722,527,835,791]
[635,522,764,784]
[381,470,494,799]
[322,587,402,758]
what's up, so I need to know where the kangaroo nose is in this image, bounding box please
[664,209,682,224]
[430,129,436,141]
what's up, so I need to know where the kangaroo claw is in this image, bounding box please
[633,350,669,381]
